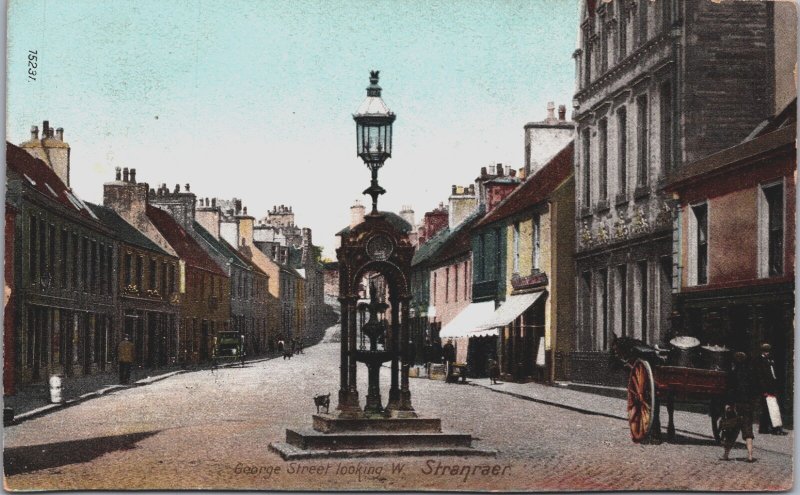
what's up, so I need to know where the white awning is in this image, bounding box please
[439,301,496,339]
[473,291,545,332]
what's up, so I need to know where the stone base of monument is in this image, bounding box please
[269,413,496,460]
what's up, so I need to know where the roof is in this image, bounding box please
[412,208,484,268]
[666,123,796,191]
[145,205,226,276]
[6,142,99,221]
[192,220,249,271]
[86,202,171,256]
[476,141,574,228]
[336,211,413,236]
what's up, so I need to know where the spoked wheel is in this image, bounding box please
[627,359,655,443]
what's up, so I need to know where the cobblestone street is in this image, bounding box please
[4,326,793,491]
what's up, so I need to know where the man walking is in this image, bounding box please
[117,335,135,385]
[722,352,758,462]
[756,343,787,435]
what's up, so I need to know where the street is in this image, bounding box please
[4,326,793,491]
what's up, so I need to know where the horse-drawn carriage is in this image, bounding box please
[213,331,246,367]
[613,336,729,443]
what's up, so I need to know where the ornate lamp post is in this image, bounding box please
[354,71,396,215]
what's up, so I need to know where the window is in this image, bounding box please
[580,271,592,350]
[479,234,486,280]
[760,183,785,277]
[445,267,450,303]
[616,265,627,337]
[29,215,37,282]
[48,225,56,279]
[617,107,628,196]
[454,264,459,302]
[72,233,79,288]
[494,228,502,278]
[464,262,469,300]
[582,128,591,206]
[90,240,98,292]
[598,269,609,350]
[149,258,157,290]
[106,246,113,294]
[660,80,673,174]
[532,215,541,271]
[599,118,608,201]
[99,243,105,294]
[636,95,649,187]
[513,222,521,274]
[82,237,89,290]
[583,26,592,86]
[39,222,46,281]
[691,204,708,285]
[161,262,168,295]
[661,0,673,31]
[433,272,437,304]
[618,0,628,60]
[60,228,68,287]
[136,255,143,289]
[637,0,648,46]
[599,18,608,73]
[637,261,648,343]
[124,253,133,286]
[168,264,175,294]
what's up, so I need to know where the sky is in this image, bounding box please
[7,0,580,258]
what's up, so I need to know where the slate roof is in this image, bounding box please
[86,202,171,256]
[476,141,574,228]
[336,211,413,236]
[146,205,226,276]
[412,208,484,268]
[192,221,251,272]
[6,142,99,221]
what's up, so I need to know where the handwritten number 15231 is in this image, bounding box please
[28,50,37,81]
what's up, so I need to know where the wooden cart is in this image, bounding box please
[627,359,728,443]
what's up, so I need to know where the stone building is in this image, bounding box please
[525,102,574,177]
[472,143,575,383]
[104,174,231,365]
[666,102,796,415]
[7,140,116,385]
[87,202,180,368]
[571,0,785,386]
[4,202,17,395]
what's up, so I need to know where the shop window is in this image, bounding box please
[615,264,627,337]
[445,267,450,303]
[598,269,609,350]
[689,203,708,285]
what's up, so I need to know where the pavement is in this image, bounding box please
[3,325,794,491]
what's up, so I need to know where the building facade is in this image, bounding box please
[666,106,795,415]
[571,0,782,386]
[7,141,117,385]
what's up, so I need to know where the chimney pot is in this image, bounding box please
[510,168,517,177]
[496,164,503,176]
[42,120,49,135]
[211,198,216,207]
[172,184,178,193]
[185,183,190,192]
[558,104,567,121]
[452,185,457,194]
[480,166,487,176]
[55,128,64,141]
[130,168,137,183]
[122,167,130,182]
[30,126,39,140]
[115,167,121,181]
[243,206,248,215]
[546,101,555,120]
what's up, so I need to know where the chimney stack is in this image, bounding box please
[42,120,49,137]
[350,200,366,228]
[123,167,130,182]
[130,168,137,184]
[185,183,190,192]
[115,167,121,181]
[558,104,566,121]
[30,126,39,140]
[55,128,64,141]
[546,101,555,121]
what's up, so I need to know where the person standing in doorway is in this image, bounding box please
[756,343,787,435]
[117,335,135,385]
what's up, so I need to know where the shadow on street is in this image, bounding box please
[4,430,161,475]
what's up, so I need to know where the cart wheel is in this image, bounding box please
[627,359,655,443]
